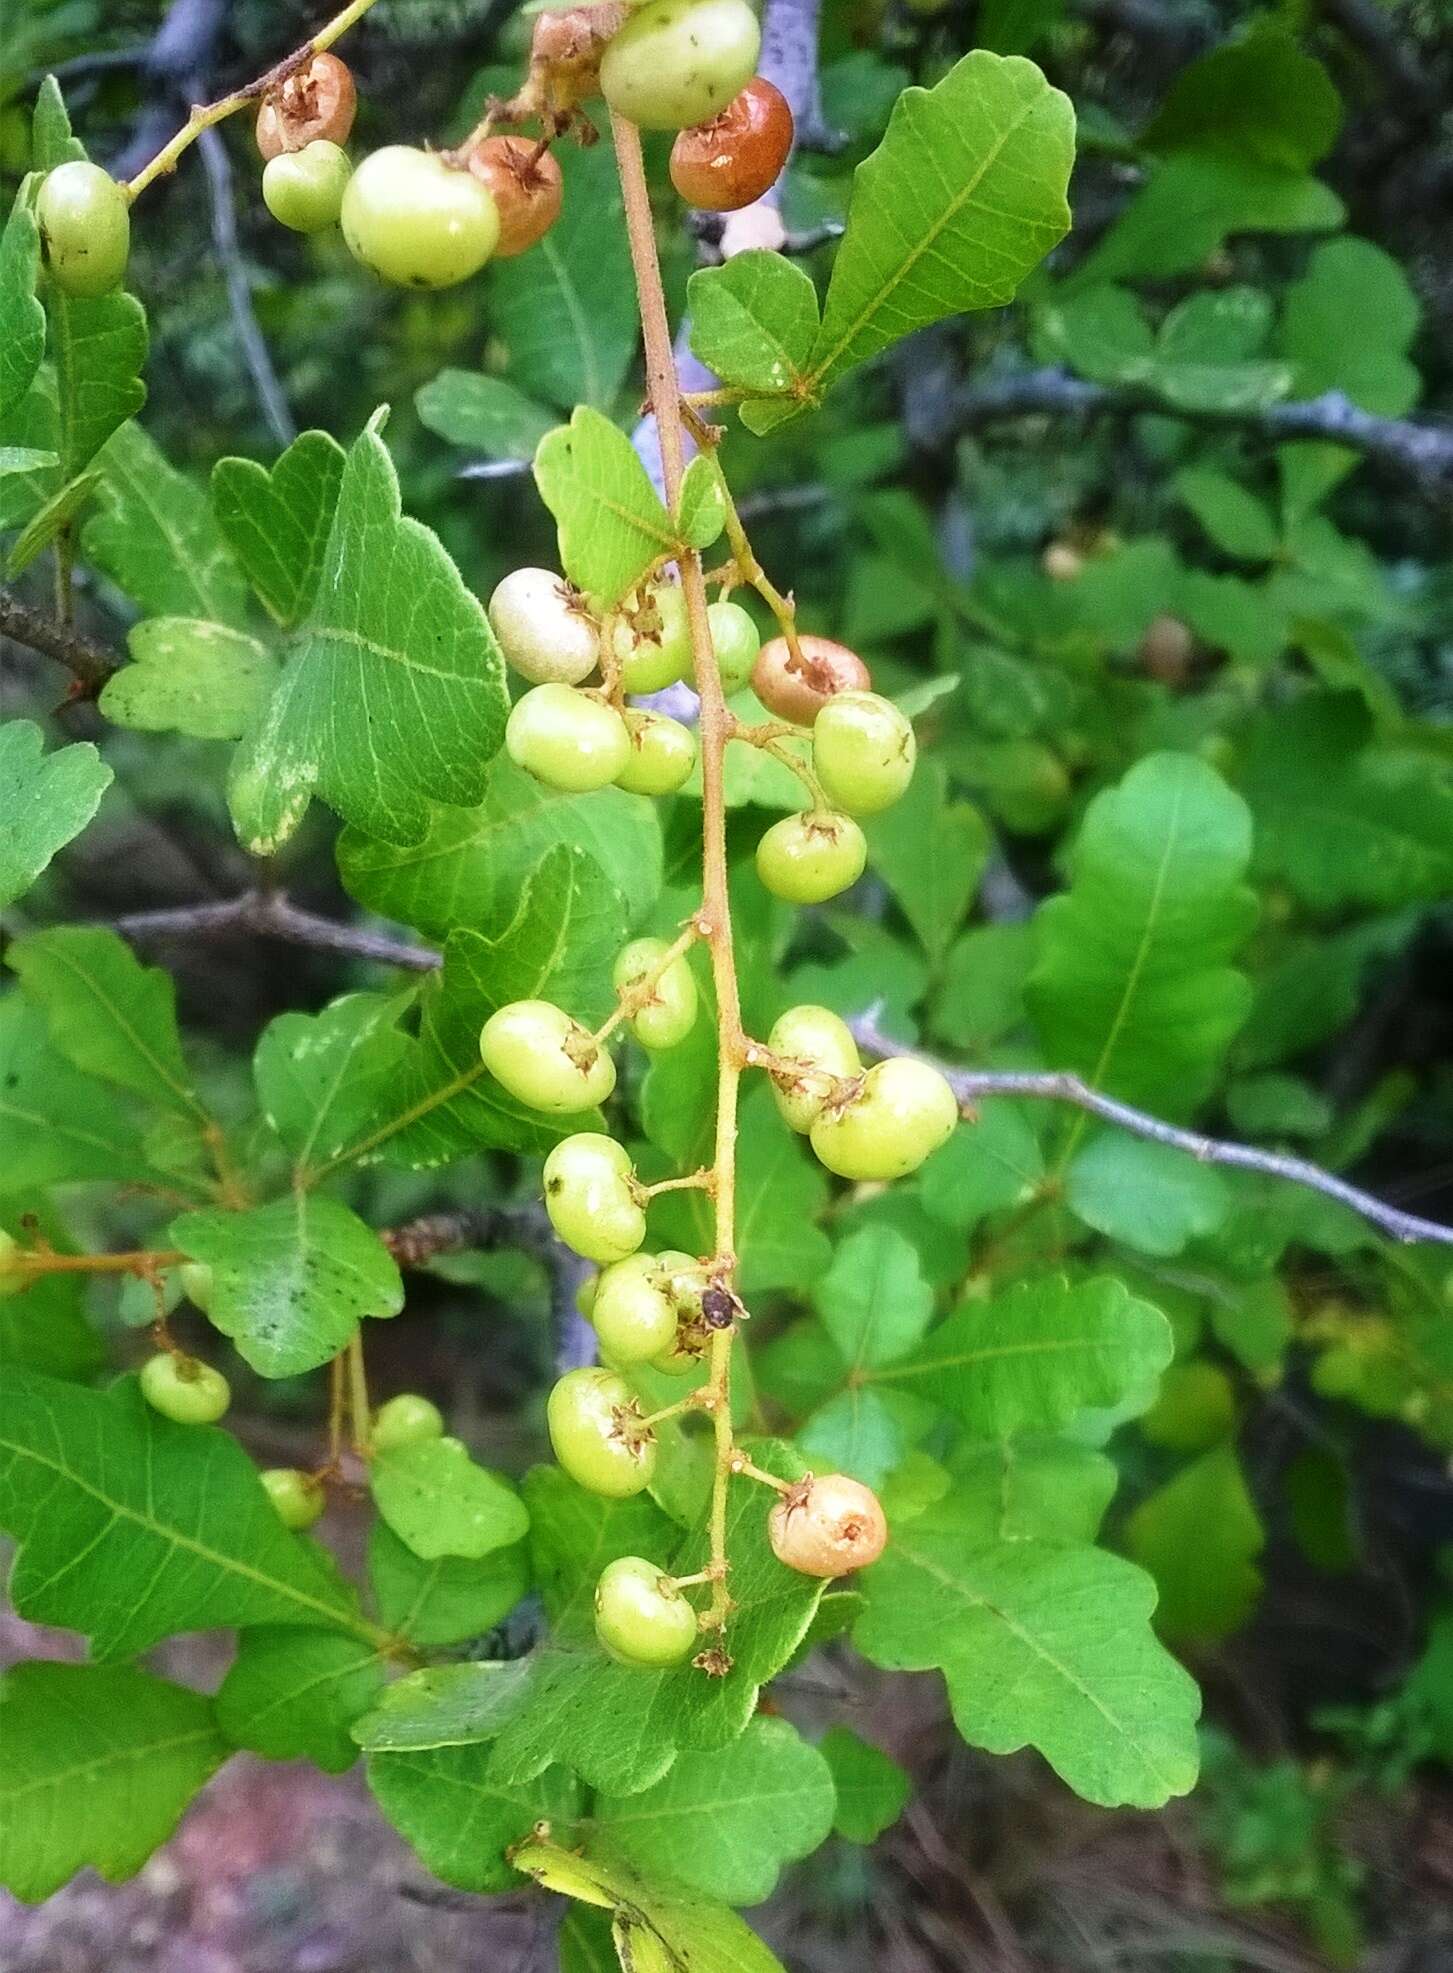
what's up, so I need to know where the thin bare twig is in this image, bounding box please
[384,1205,595,1370]
[851,1008,1453,1248]
[196,124,297,448]
[0,586,123,693]
[113,890,440,971]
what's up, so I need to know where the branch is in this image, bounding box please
[949,367,1453,502]
[850,1010,1453,1249]
[0,587,123,694]
[383,1205,595,1371]
[113,890,441,971]
[196,124,297,449]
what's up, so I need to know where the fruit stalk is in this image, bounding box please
[611,109,743,1634]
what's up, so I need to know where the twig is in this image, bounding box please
[0,587,122,693]
[112,890,441,972]
[949,367,1453,502]
[383,1205,595,1371]
[850,1009,1453,1249]
[195,124,297,448]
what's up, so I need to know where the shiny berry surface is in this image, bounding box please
[755,810,867,904]
[548,1367,657,1497]
[341,146,500,289]
[543,1133,647,1264]
[480,998,615,1114]
[706,599,760,694]
[613,582,692,693]
[669,77,794,211]
[37,161,130,298]
[811,690,916,815]
[371,1392,446,1452]
[262,140,351,234]
[616,710,697,796]
[600,0,761,132]
[488,568,599,686]
[752,633,870,728]
[809,1056,958,1180]
[769,1473,888,1576]
[595,1555,699,1664]
[766,1004,861,1134]
[260,1466,326,1530]
[139,1352,231,1425]
[612,937,698,1050]
[507,684,631,792]
[590,1254,681,1364]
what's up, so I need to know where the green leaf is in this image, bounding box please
[30,77,86,168]
[254,992,413,1175]
[819,1726,911,1843]
[0,998,141,1192]
[7,925,201,1122]
[797,51,1073,408]
[369,1521,531,1648]
[229,418,507,852]
[947,1435,1117,1545]
[339,754,662,942]
[1036,285,1290,414]
[0,1370,364,1656]
[0,185,44,422]
[48,290,147,481]
[371,1436,529,1561]
[855,1507,1201,1807]
[534,407,678,607]
[0,1256,101,1380]
[1065,1133,1231,1258]
[0,721,110,910]
[892,1274,1173,1437]
[932,923,1035,1053]
[530,1850,790,1973]
[101,618,278,741]
[1278,237,1419,416]
[1175,465,1281,560]
[863,759,988,963]
[4,465,101,577]
[677,453,726,550]
[170,1194,403,1378]
[1142,26,1341,172]
[1124,1445,1264,1643]
[591,1717,836,1906]
[1241,694,1453,912]
[0,1661,228,1902]
[917,1101,1044,1230]
[416,370,557,457]
[368,1744,578,1893]
[211,429,346,627]
[812,1224,933,1369]
[83,421,251,626]
[215,1627,385,1773]
[687,251,820,400]
[322,846,624,1174]
[0,446,57,477]
[1028,752,1256,1117]
[525,1464,679,1641]
[492,139,637,412]
[797,1385,927,1489]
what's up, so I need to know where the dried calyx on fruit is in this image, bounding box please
[255,52,356,160]
[753,633,871,727]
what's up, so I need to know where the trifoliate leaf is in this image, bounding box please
[1028,752,1256,1117]
[892,1274,1173,1437]
[229,419,508,852]
[0,1661,227,1902]
[339,754,663,941]
[687,251,820,400]
[793,52,1073,413]
[0,1371,365,1656]
[819,1726,911,1843]
[591,1717,836,1906]
[215,1627,385,1773]
[211,428,346,626]
[367,1744,578,1893]
[369,1521,531,1648]
[855,1507,1201,1807]
[7,925,201,1122]
[0,721,110,910]
[1065,1133,1231,1257]
[170,1193,404,1378]
[534,406,677,607]
[99,618,277,739]
[371,1436,529,1561]
[0,997,141,1193]
[83,420,251,626]
[1278,238,1419,416]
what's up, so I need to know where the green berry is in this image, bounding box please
[707,600,759,694]
[260,1466,326,1530]
[543,1133,647,1264]
[765,1004,861,1134]
[488,567,599,685]
[651,1321,711,1377]
[755,810,867,904]
[612,937,698,1050]
[480,999,616,1114]
[547,1366,657,1497]
[594,1555,699,1665]
[809,1057,958,1180]
[341,145,499,288]
[139,1351,231,1425]
[617,709,697,796]
[507,683,631,792]
[37,160,130,298]
[262,139,351,233]
[590,1254,681,1365]
[601,0,762,131]
[371,1392,446,1452]
[179,1261,215,1313]
[612,581,692,693]
[811,691,916,815]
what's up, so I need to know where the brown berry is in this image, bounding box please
[530,6,625,111]
[255,53,357,161]
[467,137,564,257]
[768,1473,887,1578]
[752,633,870,727]
[669,77,794,212]
[1139,612,1194,686]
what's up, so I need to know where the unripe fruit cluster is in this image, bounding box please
[765,1004,958,1181]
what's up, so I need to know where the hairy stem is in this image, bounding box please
[612,111,744,1638]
